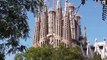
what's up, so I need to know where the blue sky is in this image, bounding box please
[5,0,107,60]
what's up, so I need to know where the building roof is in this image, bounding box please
[49,8,55,13]
[75,13,81,19]
[68,3,76,9]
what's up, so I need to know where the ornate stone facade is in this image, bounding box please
[33,0,81,48]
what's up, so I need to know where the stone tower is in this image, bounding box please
[68,3,75,41]
[62,0,71,46]
[54,0,62,47]
[47,8,56,46]
[33,0,82,47]
[39,2,48,47]
[33,6,41,48]
[75,14,81,41]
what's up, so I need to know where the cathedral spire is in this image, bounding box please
[68,3,76,42]
[44,0,47,4]
[56,0,61,9]
[62,0,71,47]
[55,0,62,47]
[33,5,41,48]
[48,8,56,46]
[43,0,48,12]
[64,0,69,17]
[84,27,87,42]
[83,27,87,49]
[75,14,81,40]
[39,1,48,47]
[65,0,68,11]
[62,13,71,46]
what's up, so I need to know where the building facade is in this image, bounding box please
[33,0,81,48]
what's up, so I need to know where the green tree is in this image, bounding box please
[23,46,53,60]
[14,53,23,60]
[92,53,102,60]
[15,45,85,60]
[51,44,85,60]
[0,0,43,60]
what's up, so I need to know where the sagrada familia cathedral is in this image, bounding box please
[33,0,81,48]
[33,0,107,60]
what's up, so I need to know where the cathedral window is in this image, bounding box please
[41,42,42,47]
[56,40,57,46]
[43,41,44,45]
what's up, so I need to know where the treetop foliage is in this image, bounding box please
[15,45,85,60]
[0,0,43,59]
